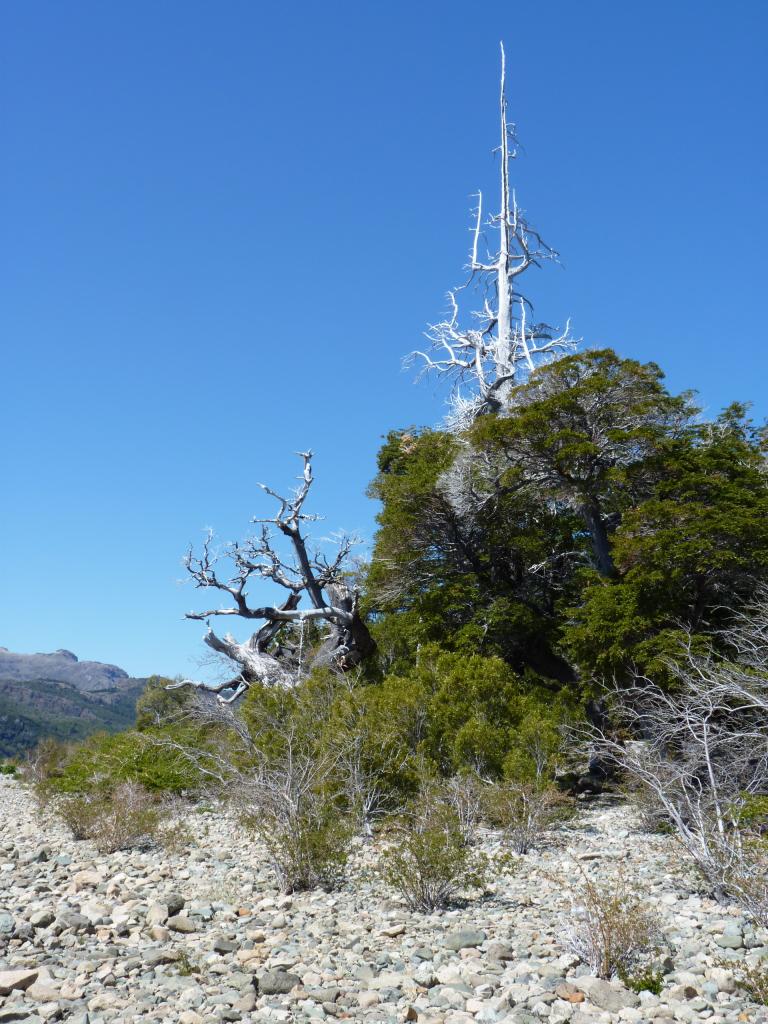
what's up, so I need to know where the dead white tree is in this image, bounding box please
[171,452,375,702]
[410,42,574,422]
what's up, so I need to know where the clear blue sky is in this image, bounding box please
[2,1,766,679]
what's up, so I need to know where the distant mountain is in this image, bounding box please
[0,648,147,759]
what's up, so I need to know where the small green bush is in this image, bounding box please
[175,950,202,978]
[57,781,161,852]
[381,799,489,911]
[239,753,354,893]
[564,869,662,980]
[483,781,573,854]
[0,762,16,776]
[249,805,353,893]
[619,967,665,995]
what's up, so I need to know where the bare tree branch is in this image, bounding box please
[409,42,575,423]
[176,453,375,701]
[588,596,768,903]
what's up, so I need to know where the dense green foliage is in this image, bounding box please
[366,426,576,682]
[368,350,768,692]
[381,798,490,911]
[37,729,194,796]
[32,678,209,798]
[238,649,573,796]
[566,406,768,680]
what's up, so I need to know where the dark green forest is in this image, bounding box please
[367,350,768,697]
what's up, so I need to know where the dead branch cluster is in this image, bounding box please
[410,43,574,423]
[173,452,374,701]
[592,591,768,910]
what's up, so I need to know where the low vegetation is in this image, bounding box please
[729,961,768,1006]
[56,781,162,853]
[564,869,662,980]
[592,592,768,916]
[238,751,355,892]
[381,793,491,911]
[483,780,573,854]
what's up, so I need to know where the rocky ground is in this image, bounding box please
[1,776,767,1024]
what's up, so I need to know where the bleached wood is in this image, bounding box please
[410,43,574,422]
[174,453,374,700]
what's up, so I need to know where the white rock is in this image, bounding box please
[358,991,380,1008]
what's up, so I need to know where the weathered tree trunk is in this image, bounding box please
[410,43,574,423]
[580,501,615,577]
[173,453,375,702]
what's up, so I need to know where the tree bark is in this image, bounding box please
[580,501,616,578]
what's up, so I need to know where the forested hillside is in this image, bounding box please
[0,650,145,757]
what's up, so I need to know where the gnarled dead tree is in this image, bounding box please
[171,452,375,702]
[410,43,574,423]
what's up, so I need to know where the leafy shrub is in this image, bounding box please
[483,781,573,854]
[563,406,768,682]
[239,752,353,892]
[357,648,574,783]
[175,950,202,978]
[0,762,16,776]
[563,870,662,979]
[619,967,665,995]
[381,796,489,911]
[243,671,423,828]
[501,695,572,784]
[415,650,556,777]
[29,727,200,855]
[35,729,198,799]
[258,806,352,893]
[56,795,97,840]
[236,653,573,828]
[725,960,768,1006]
[134,675,195,731]
[57,781,161,852]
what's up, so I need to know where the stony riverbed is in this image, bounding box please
[1,776,766,1024]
